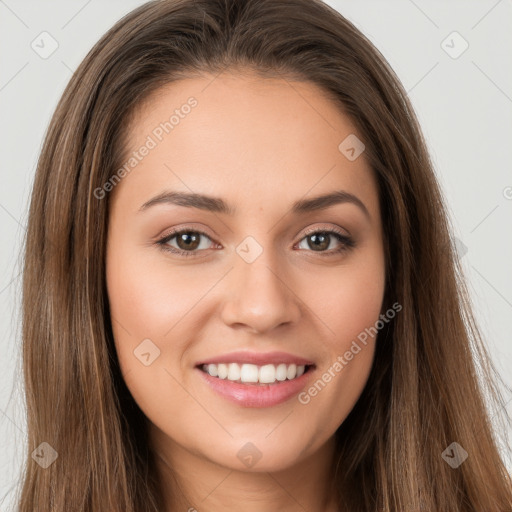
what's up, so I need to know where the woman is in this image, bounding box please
[18,0,512,510]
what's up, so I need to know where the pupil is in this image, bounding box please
[310,233,329,251]
[178,232,200,250]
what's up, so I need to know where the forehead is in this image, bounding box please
[114,71,379,219]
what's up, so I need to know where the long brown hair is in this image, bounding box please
[18,0,512,510]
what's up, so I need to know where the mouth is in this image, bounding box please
[198,362,315,385]
[194,352,316,408]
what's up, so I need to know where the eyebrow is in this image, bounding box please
[139,189,370,218]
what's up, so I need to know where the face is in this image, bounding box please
[106,70,386,473]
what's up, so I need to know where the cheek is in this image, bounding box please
[302,241,385,352]
[319,267,385,348]
[293,249,385,426]
[105,246,200,418]
[106,244,201,349]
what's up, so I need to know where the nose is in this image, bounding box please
[220,251,302,334]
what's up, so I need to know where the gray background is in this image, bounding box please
[1,0,511,509]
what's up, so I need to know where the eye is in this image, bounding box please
[157,229,216,257]
[295,227,355,256]
[156,226,355,258]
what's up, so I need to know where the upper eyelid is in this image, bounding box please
[157,225,215,243]
[158,224,351,247]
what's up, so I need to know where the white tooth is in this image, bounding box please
[207,364,218,377]
[286,364,297,380]
[275,363,287,381]
[259,364,276,384]
[227,363,241,381]
[240,364,259,383]
[207,362,306,383]
[217,363,228,379]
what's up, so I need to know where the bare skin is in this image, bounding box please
[106,69,386,511]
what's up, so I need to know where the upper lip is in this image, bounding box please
[196,351,315,367]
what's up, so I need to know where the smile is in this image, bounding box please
[200,362,309,385]
[195,353,316,407]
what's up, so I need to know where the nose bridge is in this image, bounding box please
[220,237,301,333]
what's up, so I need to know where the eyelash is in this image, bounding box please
[156,226,355,258]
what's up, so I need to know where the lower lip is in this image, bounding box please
[196,367,314,408]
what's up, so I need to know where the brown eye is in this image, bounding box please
[306,232,331,251]
[297,229,354,255]
[157,227,355,258]
[158,229,215,257]
[175,231,202,251]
